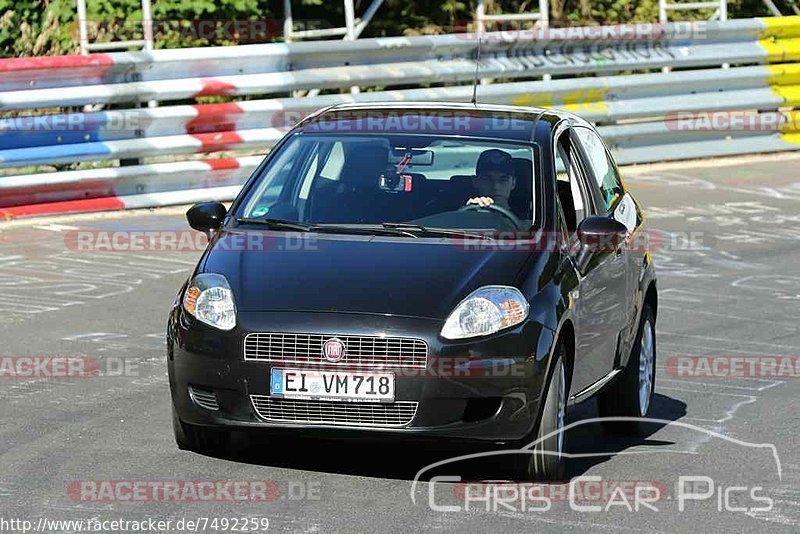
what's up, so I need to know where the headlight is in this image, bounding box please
[441,286,529,340]
[182,273,236,331]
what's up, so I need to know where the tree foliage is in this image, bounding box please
[0,0,778,57]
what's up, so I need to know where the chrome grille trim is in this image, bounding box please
[189,386,219,411]
[244,333,428,369]
[250,396,418,427]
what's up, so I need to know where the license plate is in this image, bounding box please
[269,368,395,403]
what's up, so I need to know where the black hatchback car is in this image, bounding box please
[168,103,657,480]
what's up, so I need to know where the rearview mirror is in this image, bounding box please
[574,215,628,272]
[390,148,434,166]
[187,201,227,236]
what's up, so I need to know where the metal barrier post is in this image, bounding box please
[76,0,90,55]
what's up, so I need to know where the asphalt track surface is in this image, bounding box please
[1,154,799,533]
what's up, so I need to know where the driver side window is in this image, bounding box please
[573,126,624,213]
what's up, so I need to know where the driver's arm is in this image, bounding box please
[466,196,495,208]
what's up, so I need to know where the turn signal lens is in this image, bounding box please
[183,286,200,315]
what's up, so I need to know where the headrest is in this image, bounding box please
[510,158,534,219]
[450,174,477,197]
[512,158,533,182]
[340,141,390,186]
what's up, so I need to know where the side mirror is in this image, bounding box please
[574,215,628,272]
[187,201,227,236]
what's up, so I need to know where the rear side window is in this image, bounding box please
[573,127,624,212]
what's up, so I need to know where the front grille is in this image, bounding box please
[189,386,219,411]
[244,333,428,369]
[250,396,418,427]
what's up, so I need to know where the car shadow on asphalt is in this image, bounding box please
[215,393,688,482]
[560,393,688,478]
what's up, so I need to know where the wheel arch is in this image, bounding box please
[554,318,575,398]
[644,280,658,322]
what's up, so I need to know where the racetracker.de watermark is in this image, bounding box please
[63,230,318,253]
[72,18,309,43]
[300,110,531,134]
[664,111,800,132]
[664,355,800,378]
[450,20,707,42]
[0,356,137,378]
[17,108,781,137]
[66,480,320,502]
[61,229,704,254]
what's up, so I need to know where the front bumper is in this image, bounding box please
[167,307,555,443]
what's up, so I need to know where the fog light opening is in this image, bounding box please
[462,397,503,423]
[188,385,220,411]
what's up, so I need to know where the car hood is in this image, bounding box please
[201,231,540,319]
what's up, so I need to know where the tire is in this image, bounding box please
[172,405,230,454]
[515,344,568,481]
[597,305,656,435]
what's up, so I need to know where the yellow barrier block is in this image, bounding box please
[766,64,800,108]
[780,37,800,61]
[767,64,800,85]
[770,84,800,106]
[512,87,608,113]
[759,36,784,62]
[780,110,800,133]
[759,37,800,62]
[760,16,800,39]
[512,92,554,108]
[563,87,608,113]
[779,132,800,145]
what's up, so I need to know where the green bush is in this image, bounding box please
[0,0,779,57]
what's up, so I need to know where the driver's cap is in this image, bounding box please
[476,149,514,176]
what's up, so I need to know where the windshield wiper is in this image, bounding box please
[235,219,491,240]
[313,224,419,238]
[235,218,313,231]
[381,222,495,241]
[236,219,420,238]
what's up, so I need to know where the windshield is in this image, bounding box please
[238,134,538,232]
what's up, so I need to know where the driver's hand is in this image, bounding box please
[467,196,494,208]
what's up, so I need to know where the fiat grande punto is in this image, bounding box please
[167,103,657,480]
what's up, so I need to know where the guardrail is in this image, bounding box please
[2,16,800,217]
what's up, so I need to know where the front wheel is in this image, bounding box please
[514,345,568,480]
[597,305,656,434]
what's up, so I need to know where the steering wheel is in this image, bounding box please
[458,203,523,229]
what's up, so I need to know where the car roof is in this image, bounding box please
[295,101,593,142]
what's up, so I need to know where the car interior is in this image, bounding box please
[304,139,536,229]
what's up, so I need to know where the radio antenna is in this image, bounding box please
[470,37,483,105]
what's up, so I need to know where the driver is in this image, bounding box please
[466,149,516,209]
